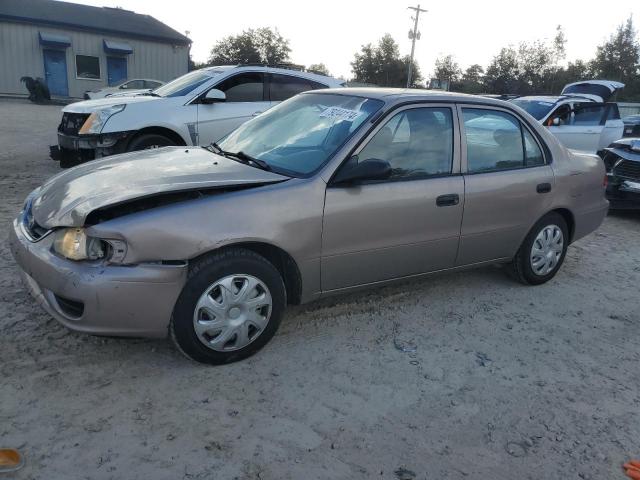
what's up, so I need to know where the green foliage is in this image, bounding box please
[208,28,291,65]
[307,63,330,76]
[351,34,422,87]
[433,55,461,87]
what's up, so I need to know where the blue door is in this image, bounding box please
[107,57,127,86]
[43,49,68,96]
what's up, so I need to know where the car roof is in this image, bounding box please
[308,87,517,107]
[200,64,344,86]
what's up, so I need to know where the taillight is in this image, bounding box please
[603,175,608,188]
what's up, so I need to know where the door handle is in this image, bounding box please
[436,194,459,207]
[252,111,263,117]
[537,182,552,193]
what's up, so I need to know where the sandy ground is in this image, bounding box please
[0,99,639,480]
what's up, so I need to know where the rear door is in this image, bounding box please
[457,105,555,265]
[268,73,326,106]
[321,104,464,291]
[196,72,270,143]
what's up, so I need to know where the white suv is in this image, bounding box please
[51,65,345,167]
[511,80,625,154]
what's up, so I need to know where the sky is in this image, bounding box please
[69,0,638,80]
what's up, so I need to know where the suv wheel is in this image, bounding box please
[170,248,286,365]
[127,133,175,151]
[510,212,569,285]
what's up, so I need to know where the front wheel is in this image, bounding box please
[510,212,569,285]
[170,249,286,365]
[127,133,175,152]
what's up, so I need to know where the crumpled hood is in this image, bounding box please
[31,147,288,228]
[63,94,158,113]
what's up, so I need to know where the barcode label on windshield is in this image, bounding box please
[320,107,362,121]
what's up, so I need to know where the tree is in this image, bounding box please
[483,47,520,94]
[456,64,484,93]
[590,16,639,82]
[350,34,422,87]
[433,55,461,90]
[307,63,330,76]
[209,28,291,65]
[517,40,555,93]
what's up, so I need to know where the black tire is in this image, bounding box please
[127,133,175,152]
[510,212,569,285]
[170,248,286,365]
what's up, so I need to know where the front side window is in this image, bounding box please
[216,73,264,102]
[76,55,100,79]
[270,74,324,102]
[145,80,162,89]
[463,108,544,173]
[217,93,383,176]
[357,107,454,180]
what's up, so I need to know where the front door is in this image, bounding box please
[107,56,127,86]
[321,105,464,291]
[196,72,270,144]
[43,49,68,96]
[457,106,555,265]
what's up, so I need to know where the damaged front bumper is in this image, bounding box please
[9,216,187,338]
[50,131,132,165]
[606,176,640,209]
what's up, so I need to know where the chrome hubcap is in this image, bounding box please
[530,225,564,276]
[193,274,272,352]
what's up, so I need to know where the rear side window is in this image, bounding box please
[216,73,264,102]
[462,108,545,173]
[269,74,325,101]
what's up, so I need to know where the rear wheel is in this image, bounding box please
[127,133,175,152]
[170,248,286,365]
[510,212,569,285]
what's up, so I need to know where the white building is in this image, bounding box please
[0,0,191,99]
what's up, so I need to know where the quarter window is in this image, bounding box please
[216,73,264,102]
[462,108,545,173]
[75,55,100,79]
[358,107,454,180]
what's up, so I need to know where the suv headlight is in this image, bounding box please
[78,104,126,135]
[52,228,106,261]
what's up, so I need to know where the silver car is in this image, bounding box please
[10,89,608,364]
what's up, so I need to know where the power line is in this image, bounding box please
[406,4,427,88]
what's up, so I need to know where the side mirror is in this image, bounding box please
[333,158,392,185]
[202,89,226,104]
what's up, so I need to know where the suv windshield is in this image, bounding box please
[217,93,384,176]
[154,70,218,98]
[511,99,557,120]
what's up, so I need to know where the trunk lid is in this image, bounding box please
[561,80,625,103]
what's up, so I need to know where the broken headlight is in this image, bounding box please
[78,104,126,135]
[52,228,106,261]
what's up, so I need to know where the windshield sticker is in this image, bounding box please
[320,106,362,121]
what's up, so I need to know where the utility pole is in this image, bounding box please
[406,4,427,88]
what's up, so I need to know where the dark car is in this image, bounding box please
[601,138,640,209]
[623,115,640,138]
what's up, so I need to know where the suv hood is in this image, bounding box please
[63,94,159,113]
[30,147,289,228]
[561,80,625,103]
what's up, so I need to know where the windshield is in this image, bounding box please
[511,99,557,120]
[154,70,217,98]
[217,93,384,176]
